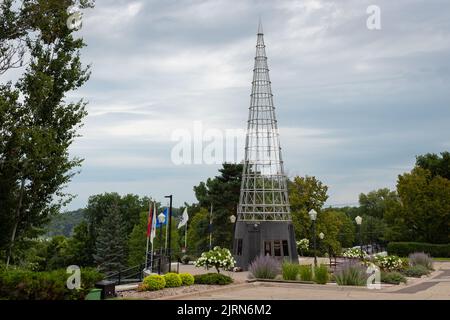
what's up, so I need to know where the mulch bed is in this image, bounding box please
[118,284,226,300]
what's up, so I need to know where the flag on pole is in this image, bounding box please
[146,204,153,238]
[156,207,168,227]
[150,202,157,244]
[177,207,189,229]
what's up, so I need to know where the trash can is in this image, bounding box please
[85,288,102,300]
[95,280,116,299]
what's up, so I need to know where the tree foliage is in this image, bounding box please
[0,0,94,265]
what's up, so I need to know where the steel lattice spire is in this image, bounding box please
[237,22,291,221]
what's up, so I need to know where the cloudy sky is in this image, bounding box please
[44,0,450,209]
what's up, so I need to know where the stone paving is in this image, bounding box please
[169,262,450,300]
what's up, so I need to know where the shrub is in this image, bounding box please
[179,273,194,286]
[314,265,329,284]
[342,248,366,259]
[194,273,233,285]
[0,268,103,300]
[282,262,299,280]
[409,252,433,270]
[334,261,367,286]
[249,255,280,279]
[194,247,235,273]
[381,271,407,285]
[373,254,404,271]
[163,273,182,288]
[298,265,313,281]
[387,242,450,258]
[143,274,166,291]
[181,255,192,265]
[402,265,430,278]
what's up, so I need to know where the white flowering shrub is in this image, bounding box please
[342,247,366,259]
[296,239,309,251]
[194,246,236,273]
[373,254,403,271]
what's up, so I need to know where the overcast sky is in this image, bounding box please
[25,0,450,210]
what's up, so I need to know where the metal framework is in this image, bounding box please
[237,22,291,222]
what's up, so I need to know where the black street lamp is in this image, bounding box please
[157,212,166,274]
[165,195,173,272]
[229,214,236,253]
[309,209,318,267]
[355,215,363,259]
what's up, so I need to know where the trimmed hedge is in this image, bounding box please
[143,274,166,291]
[179,273,194,286]
[163,273,182,288]
[194,273,233,285]
[387,242,450,258]
[0,268,103,300]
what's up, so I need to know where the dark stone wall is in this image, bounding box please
[233,221,298,270]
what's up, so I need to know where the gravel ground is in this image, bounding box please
[118,284,226,300]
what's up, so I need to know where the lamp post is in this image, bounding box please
[355,215,363,259]
[229,214,236,253]
[309,209,318,266]
[165,195,173,272]
[158,212,165,274]
[318,232,325,265]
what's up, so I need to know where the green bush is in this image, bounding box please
[381,271,407,284]
[163,273,182,288]
[143,274,166,291]
[387,242,450,258]
[194,273,233,285]
[0,268,103,300]
[314,265,329,284]
[282,262,299,280]
[402,265,430,278]
[179,273,194,286]
[298,265,313,281]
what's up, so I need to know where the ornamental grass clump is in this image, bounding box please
[282,262,299,280]
[249,255,280,279]
[298,264,313,281]
[194,246,235,273]
[409,252,433,270]
[313,265,329,284]
[334,261,367,286]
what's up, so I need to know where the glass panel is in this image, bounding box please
[237,239,243,256]
[264,241,272,256]
[282,240,289,256]
[274,240,281,256]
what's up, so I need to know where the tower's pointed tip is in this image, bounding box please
[257,17,263,34]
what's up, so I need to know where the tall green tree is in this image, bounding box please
[193,163,242,249]
[416,151,450,180]
[94,205,127,275]
[358,188,399,219]
[385,167,450,243]
[0,0,94,266]
[288,175,329,240]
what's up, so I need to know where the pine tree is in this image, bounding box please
[94,205,127,275]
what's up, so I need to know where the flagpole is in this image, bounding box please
[209,203,213,250]
[184,221,187,250]
[145,200,151,269]
[150,201,156,272]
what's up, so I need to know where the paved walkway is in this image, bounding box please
[170,262,450,300]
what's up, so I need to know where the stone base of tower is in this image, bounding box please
[232,221,298,270]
